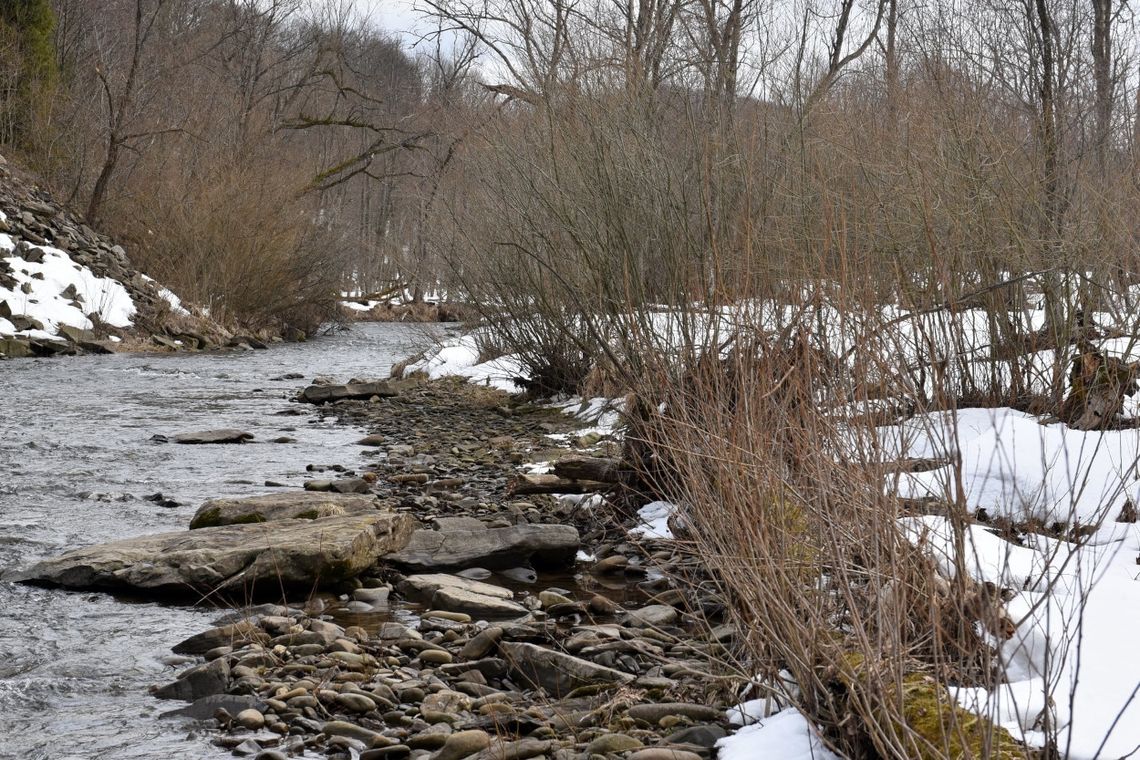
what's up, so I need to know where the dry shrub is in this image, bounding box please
[625,308,1038,758]
[117,159,345,336]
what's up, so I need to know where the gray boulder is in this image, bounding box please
[152,658,230,701]
[386,524,579,571]
[9,512,414,599]
[190,492,379,529]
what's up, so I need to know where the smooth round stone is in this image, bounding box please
[586,733,644,754]
[235,709,265,730]
[418,649,454,665]
[336,692,377,713]
[628,750,704,760]
[434,730,491,760]
[361,745,412,760]
[538,590,573,607]
[626,703,721,724]
[407,725,451,750]
[589,595,619,615]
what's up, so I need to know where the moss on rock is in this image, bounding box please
[894,674,1030,760]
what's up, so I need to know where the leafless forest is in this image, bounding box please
[5,0,1140,756]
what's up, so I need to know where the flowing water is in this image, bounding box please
[0,323,446,760]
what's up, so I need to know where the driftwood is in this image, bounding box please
[508,473,611,495]
[1059,342,1140,430]
[508,456,640,497]
[552,456,634,484]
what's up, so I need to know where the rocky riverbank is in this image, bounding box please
[11,375,746,759]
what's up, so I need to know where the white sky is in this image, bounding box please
[353,0,425,44]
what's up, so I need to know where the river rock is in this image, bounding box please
[159,694,268,720]
[301,381,398,404]
[173,429,254,444]
[586,734,643,754]
[624,604,679,628]
[235,708,266,729]
[432,587,527,618]
[399,574,526,618]
[386,524,579,571]
[190,492,380,529]
[323,720,395,748]
[464,739,551,760]
[9,512,414,598]
[627,750,704,760]
[172,621,267,654]
[152,657,230,701]
[434,730,491,760]
[499,642,634,695]
[460,626,503,659]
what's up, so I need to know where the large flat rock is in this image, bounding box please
[301,381,397,404]
[173,429,254,444]
[8,512,415,599]
[499,641,634,695]
[190,492,380,529]
[386,524,579,571]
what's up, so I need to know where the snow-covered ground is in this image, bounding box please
[887,410,1140,758]
[881,408,1140,532]
[0,230,136,340]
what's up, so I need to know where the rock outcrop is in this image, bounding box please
[8,512,415,598]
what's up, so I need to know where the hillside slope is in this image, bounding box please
[0,158,229,358]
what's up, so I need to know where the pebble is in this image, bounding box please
[628,750,705,760]
[335,692,377,713]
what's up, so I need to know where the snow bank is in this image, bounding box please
[886,409,1140,757]
[881,407,1140,531]
[0,235,135,337]
[404,333,526,392]
[628,500,676,540]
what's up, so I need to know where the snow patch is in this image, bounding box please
[716,708,842,760]
[0,238,135,335]
[404,334,525,393]
[629,500,676,540]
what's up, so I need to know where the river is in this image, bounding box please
[0,323,444,760]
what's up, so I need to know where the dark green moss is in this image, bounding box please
[188,506,222,529]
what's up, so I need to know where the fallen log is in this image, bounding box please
[507,474,611,496]
[551,456,632,484]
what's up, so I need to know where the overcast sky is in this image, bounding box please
[352,0,425,45]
